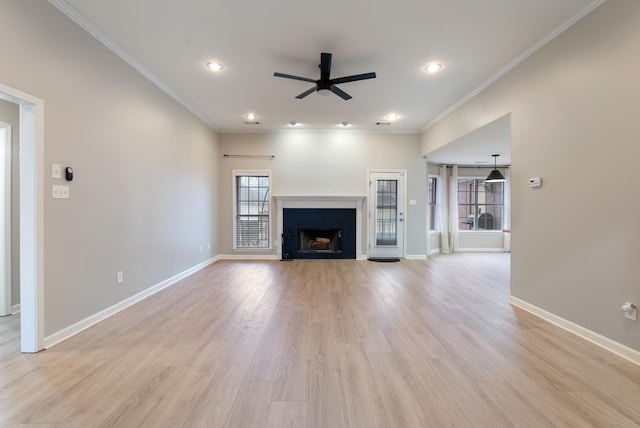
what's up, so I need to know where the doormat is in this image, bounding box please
[367,257,400,262]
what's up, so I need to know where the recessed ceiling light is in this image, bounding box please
[289,121,298,126]
[206,62,223,72]
[385,113,399,121]
[246,113,256,120]
[425,63,442,73]
[341,122,350,127]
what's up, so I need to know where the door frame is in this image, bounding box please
[0,83,44,353]
[367,169,407,259]
[0,122,11,316]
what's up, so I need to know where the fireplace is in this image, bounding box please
[274,195,365,260]
[283,208,356,259]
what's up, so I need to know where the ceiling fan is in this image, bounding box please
[274,52,376,100]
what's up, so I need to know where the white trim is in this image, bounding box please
[0,123,11,317]
[11,303,20,314]
[48,0,215,131]
[456,248,506,253]
[509,296,640,366]
[429,248,441,255]
[44,258,216,349]
[218,254,279,260]
[0,83,45,353]
[405,255,427,260]
[421,0,607,131]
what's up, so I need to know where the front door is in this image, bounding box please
[368,171,405,259]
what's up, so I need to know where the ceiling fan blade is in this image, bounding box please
[295,86,318,99]
[274,72,317,83]
[331,72,377,85]
[320,53,332,82]
[330,85,352,100]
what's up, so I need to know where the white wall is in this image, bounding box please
[0,99,20,308]
[219,132,426,258]
[0,2,219,336]
[422,0,640,351]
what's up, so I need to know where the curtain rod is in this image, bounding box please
[223,154,275,160]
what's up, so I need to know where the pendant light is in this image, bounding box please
[485,154,506,182]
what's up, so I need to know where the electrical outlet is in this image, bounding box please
[199,245,203,253]
[116,271,123,284]
[623,302,637,321]
[207,243,211,250]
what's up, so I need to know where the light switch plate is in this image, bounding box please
[52,163,61,179]
[52,185,69,199]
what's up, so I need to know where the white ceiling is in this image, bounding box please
[51,0,601,140]
[426,114,512,165]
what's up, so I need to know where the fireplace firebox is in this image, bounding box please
[283,208,356,259]
[299,228,341,254]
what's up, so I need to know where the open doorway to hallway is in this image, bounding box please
[0,83,44,353]
[0,118,13,317]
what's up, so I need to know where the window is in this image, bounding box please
[457,178,504,231]
[428,176,437,231]
[375,179,398,245]
[233,170,270,249]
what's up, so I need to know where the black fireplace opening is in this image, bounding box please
[283,208,356,259]
[299,228,341,254]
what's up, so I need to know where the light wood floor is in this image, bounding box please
[1,253,640,427]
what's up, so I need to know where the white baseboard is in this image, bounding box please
[405,254,427,260]
[218,254,279,260]
[44,258,217,349]
[11,304,20,314]
[509,296,640,366]
[429,248,441,255]
[456,248,506,252]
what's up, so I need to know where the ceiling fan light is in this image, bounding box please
[317,88,331,96]
[425,63,442,73]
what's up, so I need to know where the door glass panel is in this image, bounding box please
[375,179,397,245]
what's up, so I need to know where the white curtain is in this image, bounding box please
[503,167,511,252]
[448,165,459,252]
[425,160,432,257]
[439,165,450,253]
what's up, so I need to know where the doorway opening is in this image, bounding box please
[0,122,12,317]
[0,83,44,353]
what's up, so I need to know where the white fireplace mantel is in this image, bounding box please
[273,195,366,259]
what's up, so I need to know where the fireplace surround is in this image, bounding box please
[283,209,355,259]
[274,195,365,260]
